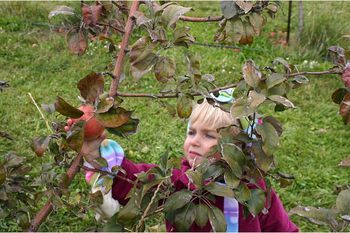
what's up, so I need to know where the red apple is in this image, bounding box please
[76,105,105,140]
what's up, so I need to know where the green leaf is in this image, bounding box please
[203,164,225,180]
[117,195,141,226]
[106,118,139,138]
[252,141,274,172]
[160,152,169,172]
[77,72,104,103]
[208,206,227,232]
[96,107,132,128]
[268,95,295,108]
[205,182,234,197]
[164,189,193,213]
[290,206,339,228]
[256,121,279,155]
[221,143,246,178]
[273,57,291,72]
[235,183,251,202]
[31,136,51,157]
[16,211,30,230]
[177,94,193,118]
[154,56,176,83]
[230,97,255,119]
[195,203,209,228]
[103,214,124,232]
[332,88,350,104]
[224,170,240,189]
[186,169,203,188]
[225,18,244,43]
[336,189,350,215]
[173,26,195,48]
[175,202,196,231]
[54,96,84,118]
[263,116,283,136]
[161,4,192,28]
[247,189,266,217]
[221,1,238,19]
[266,73,286,89]
[242,60,261,89]
[267,83,287,96]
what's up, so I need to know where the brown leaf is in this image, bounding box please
[77,72,105,103]
[235,1,253,13]
[177,94,193,118]
[242,60,261,89]
[67,30,88,55]
[32,136,51,157]
[249,13,264,36]
[154,56,176,83]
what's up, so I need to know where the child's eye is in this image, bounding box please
[188,130,195,136]
[206,134,217,139]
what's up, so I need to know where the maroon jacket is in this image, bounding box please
[112,158,298,232]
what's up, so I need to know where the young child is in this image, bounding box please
[76,98,298,232]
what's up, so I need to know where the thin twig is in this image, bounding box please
[28,93,54,134]
[116,83,237,98]
[135,180,165,232]
[96,22,125,34]
[81,165,136,185]
[286,70,342,77]
[179,15,224,22]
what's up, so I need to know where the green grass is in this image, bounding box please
[1,1,350,232]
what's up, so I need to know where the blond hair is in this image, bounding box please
[189,99,236,130]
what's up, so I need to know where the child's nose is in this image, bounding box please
[190,135,201,146]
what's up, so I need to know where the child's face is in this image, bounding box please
[184,121,220,167]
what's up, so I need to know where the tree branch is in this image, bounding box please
[179,15,224,22]
[29,1,141,231]
[109,0,139,98]
[28,152,84,232]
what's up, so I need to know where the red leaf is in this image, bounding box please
[82,2,104,26]
[342,63,350,87]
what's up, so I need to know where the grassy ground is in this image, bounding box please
[1,1,350,232]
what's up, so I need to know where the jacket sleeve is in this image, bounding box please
[111,158,156,205]
[259,189,298,232]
